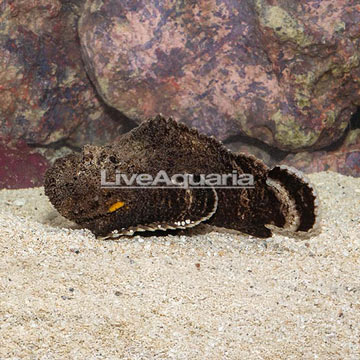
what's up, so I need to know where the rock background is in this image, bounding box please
[1,0,359,188]
[0,0,134,188]
[79,0,360,150]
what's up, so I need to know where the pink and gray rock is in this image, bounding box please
[0,0,135,187]
[280,129,360,177]
[1,0,360,187]
[228,126,360,177]
[0,0,129,149]
[79,0,360,151]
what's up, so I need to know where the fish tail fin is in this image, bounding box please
[265,165,320,236]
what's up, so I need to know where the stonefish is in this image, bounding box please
[45,115,319,239]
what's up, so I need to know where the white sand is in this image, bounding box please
[0,171,359,359]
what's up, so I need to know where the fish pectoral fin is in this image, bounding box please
[97,187,218,239]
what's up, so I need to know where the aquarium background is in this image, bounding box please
[1,0,360,189]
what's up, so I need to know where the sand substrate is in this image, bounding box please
[0,171,359,359]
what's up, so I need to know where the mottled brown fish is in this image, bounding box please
[44,115,320,239]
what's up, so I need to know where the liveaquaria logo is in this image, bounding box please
[101,169,254,189]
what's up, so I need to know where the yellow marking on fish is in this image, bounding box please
[108,201,125,213]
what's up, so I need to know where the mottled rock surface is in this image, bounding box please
[79,0,360,151]
[280,129,360,177]
[1,0,360,188]
[0,0,130,148]
[228,127,360,177]
[0,0,135,187]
